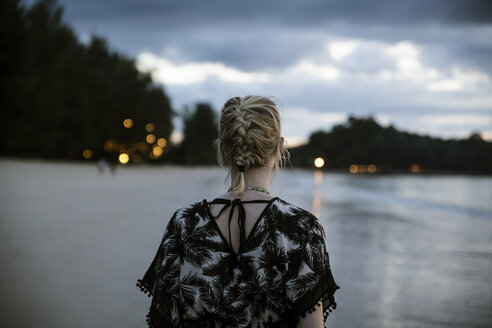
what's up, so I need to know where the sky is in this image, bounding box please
[40,0,492,145]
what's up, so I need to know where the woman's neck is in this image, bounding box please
[241,166,272,192]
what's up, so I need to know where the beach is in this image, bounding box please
[0,158,491,328]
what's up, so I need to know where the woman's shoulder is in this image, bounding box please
[166,200,208,227]
[264,198,325,242]
[271,198,320,224]
[174,200,205,215]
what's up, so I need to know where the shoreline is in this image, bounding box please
[1,156,491,176]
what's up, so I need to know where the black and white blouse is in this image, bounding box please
[137,197,340,328]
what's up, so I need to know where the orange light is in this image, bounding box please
[123,118,133,128]
[314,157,325,168]
[368,164,376,173]
[82,149,93,159]
[153,145,163,157]
[119,153,129,164]
[410,164,420,173]
[314,170,323,185]
[312,190,322,219]
[146,134,156,144]
[349,164,358,174]
[104,139,119,151]
[145,123,155,132]
[157,137,167,148]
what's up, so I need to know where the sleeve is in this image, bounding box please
[136,211,181,328]
[285,215,341,325]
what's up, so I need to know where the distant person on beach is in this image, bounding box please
[137,96,340,327]
[97,157,107,174]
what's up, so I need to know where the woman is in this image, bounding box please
[137,96,340,327]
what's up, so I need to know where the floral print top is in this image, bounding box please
[136,197,340,328]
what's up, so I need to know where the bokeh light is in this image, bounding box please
[410,164,421,173]
[349,164,358,174]
[118,153,129,164]
[82,149,93,159]
[152,145,163,157]
[145,123,155,132]
[314,157,325,168]
[157,137,167,148]
[123,118,133,128]
[146,134,156,144]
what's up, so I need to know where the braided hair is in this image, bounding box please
[216,95,288,196]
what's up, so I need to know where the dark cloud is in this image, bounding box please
[59,0,492,27]
[43,0,491,74]
[23,0,491,139]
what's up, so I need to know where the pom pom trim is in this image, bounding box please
[296,284,340,325]
[136,279,153,297]
[136,279,158,327]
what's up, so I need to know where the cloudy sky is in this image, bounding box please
[48,0,492,145]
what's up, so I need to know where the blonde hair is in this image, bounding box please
[216,95,289,197]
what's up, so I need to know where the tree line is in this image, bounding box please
[290,116,492,173]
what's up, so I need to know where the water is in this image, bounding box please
[0,159,491,328]
[285,170,492,328]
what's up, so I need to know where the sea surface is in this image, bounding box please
[1,158,491,328]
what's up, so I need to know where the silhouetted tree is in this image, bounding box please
[178,103,218,165]
[0,0,174,163]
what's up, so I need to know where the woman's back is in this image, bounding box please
[209,190,274,260]
[137,95,340,327]
[137,196,339,327]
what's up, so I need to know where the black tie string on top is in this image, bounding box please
[207,198,271,259]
